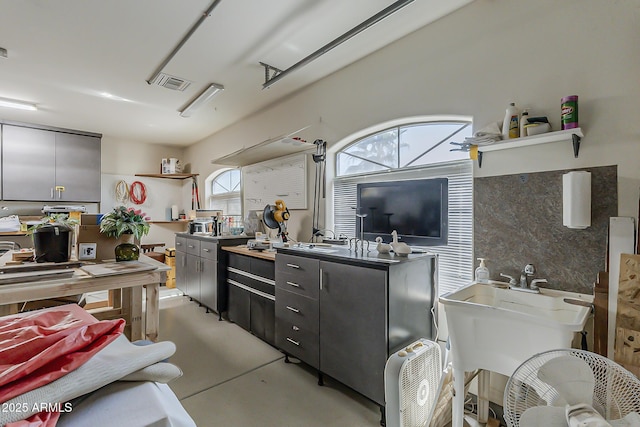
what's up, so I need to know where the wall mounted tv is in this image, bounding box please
[356,178,448,246]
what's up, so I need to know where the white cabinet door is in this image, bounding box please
[55,132,101,202]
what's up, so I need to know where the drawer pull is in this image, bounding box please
[292,325,300,331]
[286,263,300,269]
[176,242,182,246]
[188,245,195,249]
[286,306,300,313]
[286,338,300,346]
[203,248,211,252]
[286,281,300,288]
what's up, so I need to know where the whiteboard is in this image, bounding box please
[242,153,307,211]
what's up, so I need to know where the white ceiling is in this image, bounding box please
[0,0,473,146]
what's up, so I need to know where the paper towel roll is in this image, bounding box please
[563,171,591,229]
[171,205,179,221]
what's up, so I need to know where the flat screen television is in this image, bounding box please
[356,178,448,246]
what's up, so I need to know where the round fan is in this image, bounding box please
[504,349,640,427]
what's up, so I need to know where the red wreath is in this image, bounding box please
[129,181,147,204]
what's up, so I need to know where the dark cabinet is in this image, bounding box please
[174,235,248,316]
[319,262,387,404]
[1,124,100,202]
[227,253,276,346]
[274,249,436,406]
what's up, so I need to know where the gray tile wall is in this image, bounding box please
[474,165,617,294]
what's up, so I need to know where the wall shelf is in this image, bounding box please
[134,173,198,180]
[148,220,190,224]
[476,128,583,167]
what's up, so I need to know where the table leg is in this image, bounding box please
[145,283,159,342]
[0,303,19,316]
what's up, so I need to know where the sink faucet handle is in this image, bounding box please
[530,278,548,290]
[500,273,517,286]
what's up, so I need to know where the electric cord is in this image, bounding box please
[129,181,147,204]
[114,180,130,203]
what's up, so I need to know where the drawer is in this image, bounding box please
[228,253,251,271]
[200,240,218,261]
[185,238,201,256]
[175,236,187,252]
[228,270,275,297]
[276,254,319,299]
[275,288,318,333]
[275,319,319,369]
[251,258,275,281]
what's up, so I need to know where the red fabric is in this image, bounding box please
[0,305,124,425]
[6,411,60,427]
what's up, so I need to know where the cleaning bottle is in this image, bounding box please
[475,258,490,284]
[502,102,520,139]
[520,109,529,138]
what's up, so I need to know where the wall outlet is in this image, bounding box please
[78,243,97,260]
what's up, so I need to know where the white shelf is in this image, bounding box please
[478,128,583,152]
[475,128,583,167]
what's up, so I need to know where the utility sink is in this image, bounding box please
[440,281,593,427]
[440,281,593,376]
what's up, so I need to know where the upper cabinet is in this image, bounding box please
[2,124,101,202]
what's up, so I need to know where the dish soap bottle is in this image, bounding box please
[502,102,520,139]
[475,258,490,284]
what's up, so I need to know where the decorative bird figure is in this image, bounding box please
[375,236,392,254]
[390,230,411,256]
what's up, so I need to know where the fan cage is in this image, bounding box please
[504,349,640,427]
[399,343,441,427]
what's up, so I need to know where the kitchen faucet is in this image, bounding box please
[500,263,545,294]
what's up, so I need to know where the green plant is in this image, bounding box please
[28,214,79,233]
[99,206,150,240]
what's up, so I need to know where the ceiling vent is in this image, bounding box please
[150,73,192,91]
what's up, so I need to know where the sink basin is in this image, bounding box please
[440,281,593,427]
[440,281,593,376]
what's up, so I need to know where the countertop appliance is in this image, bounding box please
[189,217,217,235]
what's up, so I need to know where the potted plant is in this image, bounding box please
[29,214,79,263]
[99,206,150,261]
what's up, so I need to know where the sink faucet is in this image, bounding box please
[520,264,535,288]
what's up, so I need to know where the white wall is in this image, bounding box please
[101,136,188,247]
[185,0,640,235]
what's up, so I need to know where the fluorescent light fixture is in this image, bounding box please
[179,83,224,118]
[0,97,37,111]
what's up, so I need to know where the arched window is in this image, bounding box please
[337,121,471,176]
[332,118,473,295]
[208,169,241,216]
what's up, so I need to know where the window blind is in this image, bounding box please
[333,160,473,296]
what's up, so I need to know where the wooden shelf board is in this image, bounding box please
[134,173,198,180]
[148,220,190,224]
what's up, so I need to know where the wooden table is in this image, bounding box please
[0,254,169,342]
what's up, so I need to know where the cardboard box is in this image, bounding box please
[165,247,176,257]
[164,249,176,288]
[80,213,103,225]
[76,225,127,262]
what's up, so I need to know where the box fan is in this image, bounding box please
[385,339,443,427]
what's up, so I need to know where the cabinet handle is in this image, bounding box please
[286,338,300,346]
[188,245,195,249]
[50,188,54,199]
[203,248,210,252]
[292,325,300,331]
[286,263,300,269]
[286,281,300,288]
[286,306,300,313]
[176,242,182,246]
[319,267,323,291]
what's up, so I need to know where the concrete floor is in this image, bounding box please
[158,292,381,427]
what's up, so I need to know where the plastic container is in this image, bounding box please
[502,102,520,139]
[474,258,490,283]
[33,224,72,263]
[520,109,529,137]
[561,95,579,130]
